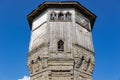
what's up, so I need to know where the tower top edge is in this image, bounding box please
[27,1,96,30]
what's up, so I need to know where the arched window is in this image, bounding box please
[58,12,64,21]
[50,12,57,20]
[58,40,64,51]
[65,12,71,21]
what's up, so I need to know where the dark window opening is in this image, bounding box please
[65,12,71,21]
[50,12,57,20]
[58,40,64,51]
[58,12,64,20]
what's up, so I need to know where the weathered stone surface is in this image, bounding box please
[27,1,96,80]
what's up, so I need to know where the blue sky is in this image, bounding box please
[0,0,120,80]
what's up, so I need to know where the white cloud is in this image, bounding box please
[18,76,30,80]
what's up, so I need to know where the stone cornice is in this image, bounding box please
[27,1,96,30]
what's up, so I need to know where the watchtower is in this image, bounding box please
[27,1,96,80]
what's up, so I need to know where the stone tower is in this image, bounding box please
[27,1,96,80]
